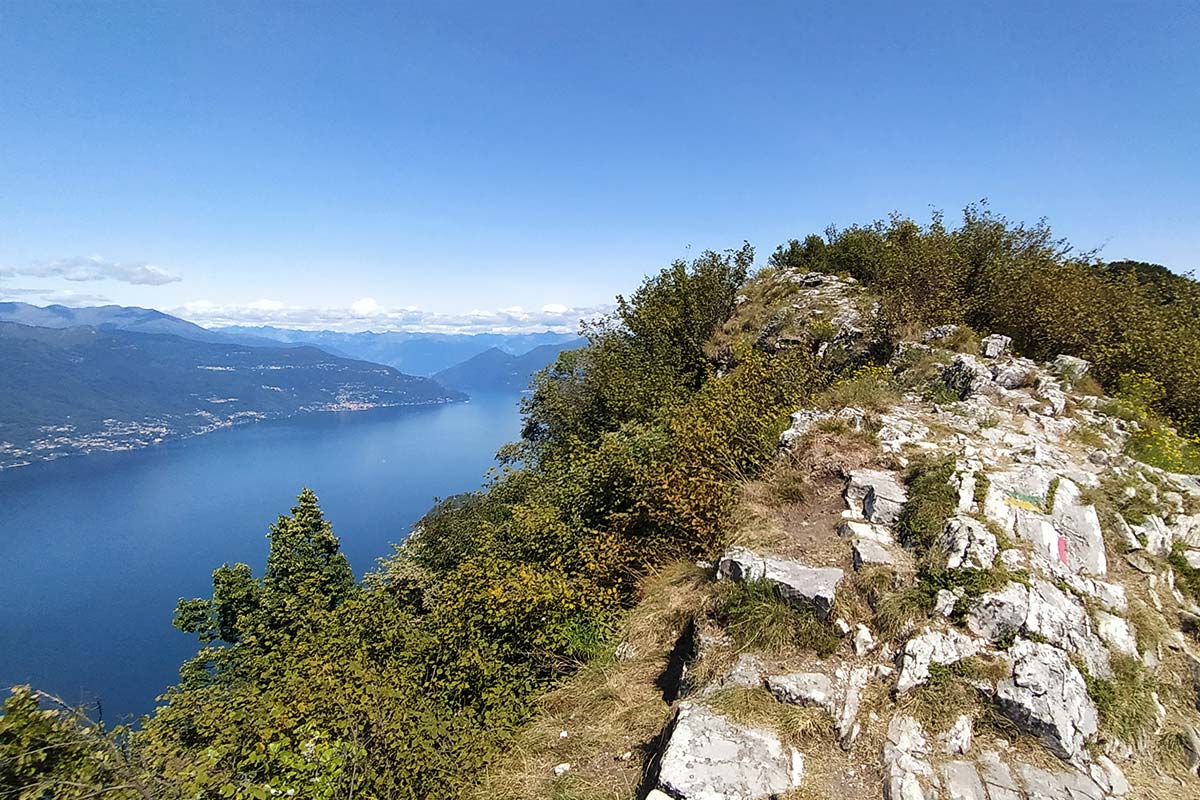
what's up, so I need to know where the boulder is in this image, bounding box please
[940,516,999,570]
[982,464,1055,532]
[716,547,844,618]
[941,715,973,755]
[1095,610,1138,657]
[980,334,1013,358]
[922,323,960,342]
[991,359,1037,389]
[1024,579,1112,679]
[1132,514,1172,556]
[846,468,908,524]
[1014,763,1106,800]
[934,588,960,618]
[897,628,982,693]
[656,702,805,800]
[1052,354,1091,380]
[966,582,1029,643]
[853,623,876,656]
[977,750,1022,800]
[779,407,865,448]
[996,639,1098,760]
[838,519,895,545]
[835,666,873,746]
[943,353,994,398]
[853,538,896,569]
[1050,478,1107,576]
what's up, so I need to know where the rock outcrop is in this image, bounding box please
[717,547,844,618]
[656,702,805,800]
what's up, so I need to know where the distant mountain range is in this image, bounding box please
[433,339,585,392]
[0,301,279,346]
[0,301,592,467]
[0,321,462,470]
[212,325,581,376]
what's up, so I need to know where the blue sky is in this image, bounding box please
[1,1,1197,332]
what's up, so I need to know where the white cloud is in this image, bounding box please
[0,286,113,305]
[0,256,182,286]
[171,298,611,334]
[350,297,382,316]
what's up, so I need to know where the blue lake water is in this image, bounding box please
[0,393,523,723]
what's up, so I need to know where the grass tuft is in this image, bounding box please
[716,580,842,657]
[708,686,834,749]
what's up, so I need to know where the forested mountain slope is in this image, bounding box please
[4,207,1200,800]
[0,322,462,468]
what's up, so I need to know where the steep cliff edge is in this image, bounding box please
[477,270,1200,800]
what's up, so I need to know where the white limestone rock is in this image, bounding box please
[846,468,908,525]
[941,715,973,755]
[656,703,804,800]
[1050,478,1107,576]
[837,518,895,545]
[966,582,1029,643]
[943,353,995,399]
[980,334,1013,358]
[1024,579,1112,679]
[765,672,835,711]
[779,406,865,448]
[853,537,896,569]
[882,715,936,800]
[897,628,982,693]
[716,547,844,619]
[996,639,1098,760]
[941,760,987,800]
[1052,354,1091,380]
[940,516,999,570]
[1095,610,1138,657]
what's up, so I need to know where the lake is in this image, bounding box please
[0,393,524,722]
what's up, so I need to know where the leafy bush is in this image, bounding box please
[772,206,1200,435]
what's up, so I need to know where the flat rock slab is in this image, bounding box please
[656,702,804,800]
[717,547,844,618]
[853,537,896,569]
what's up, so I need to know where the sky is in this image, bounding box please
[1,1,1197,333]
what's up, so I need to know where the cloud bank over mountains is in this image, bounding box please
[1,256,609,334]
[173,297,611,334]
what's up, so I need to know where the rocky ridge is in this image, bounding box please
[636,272,1200,800]
[499,272,1200,800]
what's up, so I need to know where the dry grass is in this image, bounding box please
[708,686,834,748]
[469,562,712,800]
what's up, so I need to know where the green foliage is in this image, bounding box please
[1168,543,1200,603]
[896,455,959,550]
[172,488,353,652]
[773,206,1200,435]
[0,687,145,800]
[817,364,900,413]
[1082,655,1161,747]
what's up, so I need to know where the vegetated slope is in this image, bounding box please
[214,326,583,375]
[0,301,282,346]
[433,338,587,392]
[5,209,1200,800]
[0,322,463,468]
